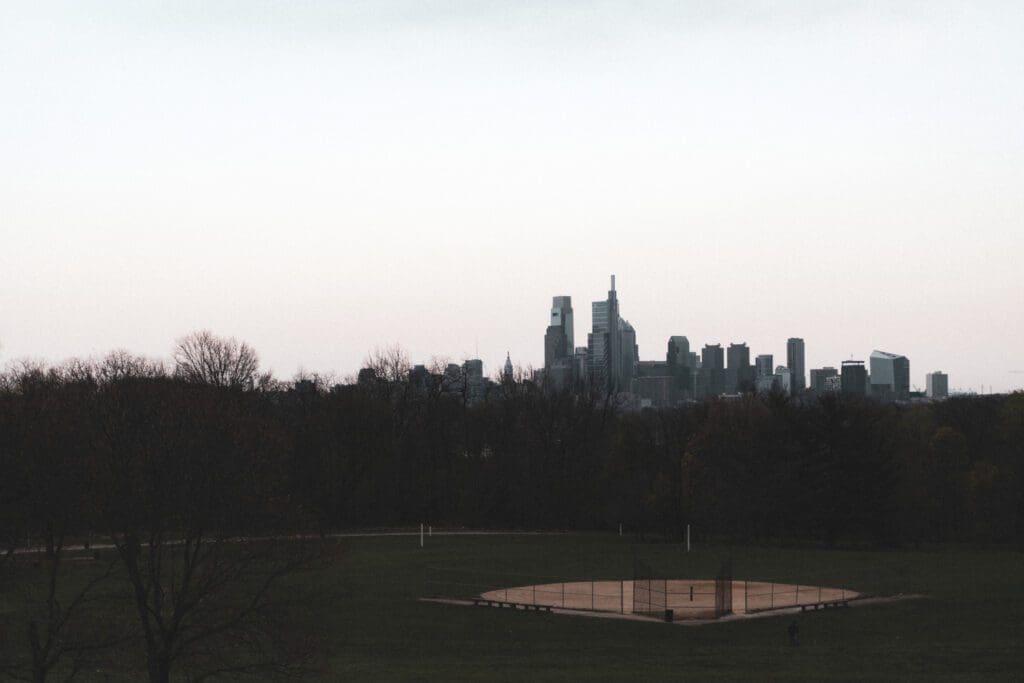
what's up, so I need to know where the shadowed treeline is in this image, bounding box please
[3,343,1021,548]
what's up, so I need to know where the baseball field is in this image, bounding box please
[318,532,1022,680]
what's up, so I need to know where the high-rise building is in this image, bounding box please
[926,371,949,399]
[573,347,589,384]
[701,344,725,397]
[727,343,752,393]
[841,360,868,397]
[463,359,483,379]
[544,296,574,371]
[550,296,574,349]
[702,344,724,370]
[755,354,774,378]
[810,367,838,393]
[666,336,690,369]
[775,366,793,394]
[869,350,910,400]
[587,275,622,392]
[786,338,805,395]
[667,336,692,399]
[588,301,608,386]
[619,319,638,389]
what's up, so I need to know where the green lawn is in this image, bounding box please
[307,534,1024,681]
[4,534,1023,680]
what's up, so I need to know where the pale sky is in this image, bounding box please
[2,1,1022,392]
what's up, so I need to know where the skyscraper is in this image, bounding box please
[667,336,692,398]
[544,296,574,370]
[810,367,838,393]
[702,344,724,370]
[926,371,948,399]
[619,319,638,389]
[667,336,690,369]
[869,350,910,401]
[755,354,774,378]
[701,344,725,397]
[587,275,622,392]
[775,365,793,394]
[786,338,805,395]
[550,296,573,349]
[841,360,868,397]
[726,342,752,393]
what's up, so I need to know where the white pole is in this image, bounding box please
[429,525,432,537]
[686,524,691,552]
[420,523,424,548]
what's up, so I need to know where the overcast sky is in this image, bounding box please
[2,1,1022,392]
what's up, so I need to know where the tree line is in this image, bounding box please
[1,333,1022,679]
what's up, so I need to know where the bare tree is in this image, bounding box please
[362,344,411,383]
[98,350,166,384]
[0,363,128,682]
[92,372,321,682]
[172,331,260,390]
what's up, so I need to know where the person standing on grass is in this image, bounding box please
[788,619,800,646]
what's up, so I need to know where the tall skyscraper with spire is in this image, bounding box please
[587,275,622,392]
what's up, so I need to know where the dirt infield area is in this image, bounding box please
[480,580,859,619]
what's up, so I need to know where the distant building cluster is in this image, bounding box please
[357,355,503,405]
[537,275,949,407]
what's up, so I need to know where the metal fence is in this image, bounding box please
[425,564,739,620]
[632,559,667,617]
[741,581,854,613]
[426,564,857,619]
[425,566,632,614]
[715,558,733,617]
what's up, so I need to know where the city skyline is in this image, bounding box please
[0,270,1009,396]
[2,2,1023,393]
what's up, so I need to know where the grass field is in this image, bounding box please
[5,533,1024,680]
[308,533,1024,681]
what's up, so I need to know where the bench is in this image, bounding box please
[800,600,849,612]
[472,599,552,612]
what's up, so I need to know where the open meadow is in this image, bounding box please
[4,532,1023,681]
[311,533,1022,681]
